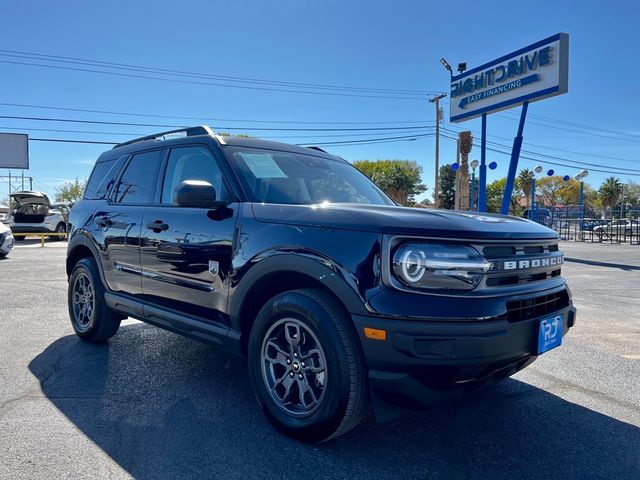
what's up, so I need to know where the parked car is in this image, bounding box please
[581,218,607,231]
[6,192,69,241]
[522,208,552,225]
[67,126,576,442]
[593,219,639,237]
[0,221,14,257]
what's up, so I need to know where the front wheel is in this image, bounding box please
[68,257,122,342]
[248,289,368,442]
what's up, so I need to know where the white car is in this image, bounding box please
[5,192,69,241]
[593,219,639,238]
[0,222,14,257]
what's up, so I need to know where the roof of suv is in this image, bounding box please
[97,126,343,164]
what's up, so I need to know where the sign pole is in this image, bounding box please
[501,101,529,215]
[478,113,487,212]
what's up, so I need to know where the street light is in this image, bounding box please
[440,58,453,76]
[574,170,589,228]
[470,159,479,211]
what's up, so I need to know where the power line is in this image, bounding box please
[0,124,434,140]
[440,133,640,176]
[0,114,435,132]
[30,138,116,145]
[442,127,640,173]
[0,101,434,126]
[26,132,435,148]
[0,49,434,96]
[500,110,640,139]
[298,133,434,146]
[442,99,640,144]
[0,56,428,101]
[442,125,639,165]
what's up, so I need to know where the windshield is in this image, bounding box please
[228,147,393,206]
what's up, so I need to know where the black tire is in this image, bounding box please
[68,257,122,342]
[248,289,368,442]
[14,235,26,242]
[52,222,67,241]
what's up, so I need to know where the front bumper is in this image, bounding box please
[352,302,576,408]
[10,224,57,234]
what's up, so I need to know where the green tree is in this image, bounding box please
[353,159,426,205]
[536,176,570,207]
[621,181,640,210]
[435,163,456,209]
[486,177,523,215]
[55,178,87,205]
[598,176,623,209]
[517,169,535,208]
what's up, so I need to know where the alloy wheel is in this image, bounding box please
[72,272,95,332]
[260,318,328,417]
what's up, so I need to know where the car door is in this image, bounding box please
[98,149,164,295]
[140,145,237,323]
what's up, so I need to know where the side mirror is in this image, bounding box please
[173,180,221,208]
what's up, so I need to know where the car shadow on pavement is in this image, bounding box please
[29,323,640,480]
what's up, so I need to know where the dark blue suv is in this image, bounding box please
[67,126,576,441]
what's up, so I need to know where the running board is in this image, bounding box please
[104,292,242,355]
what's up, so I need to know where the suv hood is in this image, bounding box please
[251,203,558,240]
[10,191,51,206]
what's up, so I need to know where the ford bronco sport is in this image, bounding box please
[67,126,576,442]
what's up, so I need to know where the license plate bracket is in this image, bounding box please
[537,315,563,354]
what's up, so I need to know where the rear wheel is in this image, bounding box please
[52,222,66,241]
[68,257,122,342]
[248,289,368,442]
[14,235,25,242]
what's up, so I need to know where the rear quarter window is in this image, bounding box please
[84,157,123,200]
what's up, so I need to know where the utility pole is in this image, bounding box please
[429,93,447,208]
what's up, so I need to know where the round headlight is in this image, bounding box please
[399,248,427,283]
[392,243,489,291]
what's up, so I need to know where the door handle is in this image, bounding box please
[146,220,169,232]
[95,216,113,227]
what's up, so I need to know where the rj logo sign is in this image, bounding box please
[449,33,568,123]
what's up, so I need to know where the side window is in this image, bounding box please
[161,146,229,204]
[114,150,163,204]
[84,158,120,200]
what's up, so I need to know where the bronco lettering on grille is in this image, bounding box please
[502,254,563,271]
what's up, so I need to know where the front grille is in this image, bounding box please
[480,241,562,287]
[505,290,569,322]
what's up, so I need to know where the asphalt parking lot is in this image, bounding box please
[0,239,638,479]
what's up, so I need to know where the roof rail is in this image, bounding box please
[113,125,214,149]
[306,146,328,153]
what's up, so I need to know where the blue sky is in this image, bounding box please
[0,0,638,202]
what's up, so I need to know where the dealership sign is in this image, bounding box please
[450,33,569,123]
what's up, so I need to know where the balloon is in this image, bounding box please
[563,175,570,181]
[547,169,554,176]
[488,161,497,170]
[451,163,459,171]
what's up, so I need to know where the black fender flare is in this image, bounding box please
[228,252,369,331]
[66,231,108,286]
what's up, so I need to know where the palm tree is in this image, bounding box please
[517,169,535,208]
[598,177,623,210]
[457,131,473,210]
